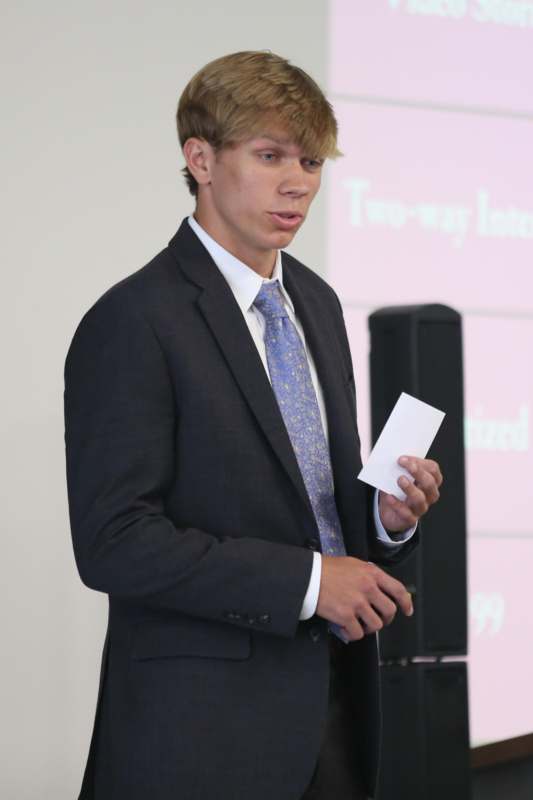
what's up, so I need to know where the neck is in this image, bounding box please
[192,208,276,279]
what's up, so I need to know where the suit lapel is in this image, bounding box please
[168,220,315,519]
[282,260,364,544]
[168,219,363,545]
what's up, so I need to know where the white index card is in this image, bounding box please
[357,392,445,501]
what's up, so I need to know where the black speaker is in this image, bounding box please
[377,662,471,800]
[369,304,467,657]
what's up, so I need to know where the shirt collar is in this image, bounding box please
[187,214,295,316]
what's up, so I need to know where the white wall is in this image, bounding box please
[1,3,328,796]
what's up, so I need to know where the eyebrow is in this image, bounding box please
[251,134,323,162]
[253,134,293,146]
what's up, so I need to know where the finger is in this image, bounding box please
[399,455,443,489]
[356,602,385,635]
[414,467,440,504]
[398,475,428,517]
[383,494,418,530]
[375,571,414,617]
[368,587,398,626]
[420,458,443,488]
[343,616,365,642]
[398,455,418,477]
[413,456,443,488]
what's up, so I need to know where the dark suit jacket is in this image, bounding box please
[64,218,418,800]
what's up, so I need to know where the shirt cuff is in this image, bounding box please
[373,489,417,548]
[299,552,322,620]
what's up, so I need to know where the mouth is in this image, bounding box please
[268,211,304,230]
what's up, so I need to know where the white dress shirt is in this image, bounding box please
[187,214,415,620]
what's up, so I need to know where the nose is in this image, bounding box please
[278,159,311,198]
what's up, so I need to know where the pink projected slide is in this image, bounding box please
[463,316,532,536]
[328,0,532,749]
[468,537,533,744]
[330,0,533,113]
[326,100,533,314]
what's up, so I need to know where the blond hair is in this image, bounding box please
[176,50,341,196]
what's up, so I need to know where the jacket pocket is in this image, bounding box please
[131,615,252,662]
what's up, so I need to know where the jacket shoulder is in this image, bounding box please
[86,246,179,318]
[64,246,180,367]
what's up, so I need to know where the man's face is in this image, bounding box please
[193,128,324,274]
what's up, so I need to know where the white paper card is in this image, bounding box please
[357,392,445,501]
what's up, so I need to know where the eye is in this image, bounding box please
[260,152,277,162]
[303,158,323,170]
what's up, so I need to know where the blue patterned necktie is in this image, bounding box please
[253,280,347,641]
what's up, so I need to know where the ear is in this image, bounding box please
[182,137,214,188]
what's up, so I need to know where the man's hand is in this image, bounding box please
[378,455,443,533]
[316,556,413,642]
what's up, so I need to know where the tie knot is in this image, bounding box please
[253,280,288,321]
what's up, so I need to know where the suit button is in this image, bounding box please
[305,537,320,551]
[223,611,241,622]
[258,613,271,625]
[309,625,321,643]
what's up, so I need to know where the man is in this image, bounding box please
[64,51,442,800]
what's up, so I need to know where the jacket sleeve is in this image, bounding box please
[63,291,313,638]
